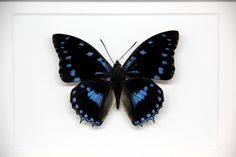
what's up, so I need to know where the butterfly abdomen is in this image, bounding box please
[111,61,126,109]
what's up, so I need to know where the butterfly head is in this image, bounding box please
[114,60,121,68]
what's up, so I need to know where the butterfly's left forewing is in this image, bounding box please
[121,77,164,126]
[53,34,112,82]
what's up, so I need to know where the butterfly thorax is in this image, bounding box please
[111,61,126,109]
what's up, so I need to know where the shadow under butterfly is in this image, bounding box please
[52,30,179,127]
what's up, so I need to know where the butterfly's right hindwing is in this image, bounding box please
[52,34,112,82]
[121,77,164,126]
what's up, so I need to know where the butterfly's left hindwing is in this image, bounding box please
[121,77,164,126]
[52,34,112,82]
[71,78,113,126]
[122,30,179,80]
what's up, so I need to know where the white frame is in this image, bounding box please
[0,2,236,157]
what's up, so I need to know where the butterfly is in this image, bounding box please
[52,30,179,126]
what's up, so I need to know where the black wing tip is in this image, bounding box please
[52,33,73,40]
[52,33,62,39]
[164,30,179,34]
[161,30,179,38]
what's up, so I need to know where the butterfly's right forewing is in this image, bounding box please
[122,31,179,80]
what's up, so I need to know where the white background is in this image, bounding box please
[0,2,236,157]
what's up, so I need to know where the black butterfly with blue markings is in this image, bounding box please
[52,30,179,126]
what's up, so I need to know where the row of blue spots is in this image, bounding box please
[160,33,174,50]
[97,57,111,72]
[139,50,147,55]
[131,86,148,106]
[70,92,100,126]
[70,69,81,81]
[134,112,155,125]
[86,51,93,57]
[63,50,68,54]
[154,67,164,79]
[71,101,101,126]
[133,100,162,125]
[123,56,136,71]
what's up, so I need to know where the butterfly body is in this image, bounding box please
[110,61,126,109]
[52,30,179,126]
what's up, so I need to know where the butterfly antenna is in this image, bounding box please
[118,41,137,61]
[100,39,114,64]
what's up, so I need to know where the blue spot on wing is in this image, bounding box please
[139,50,147,55]
[86,87,91,92]
[161,53,168,57]
[66,64,72,68]
[60,41,65,45]
[97,57,111,72]
[94,72,106,75]
[74,77,80,81]
[147,40,154,44]
[70,69,76,77]
[86,52,93,57]
[79,42,85,46]
[154,75,160,80]
[65,56,72,60]
[87,89,103,107]
[162,61,168,65]
[123,56,136,71]
[131,86,148,107]
[158,67,164,74]
[72,97,77,102]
